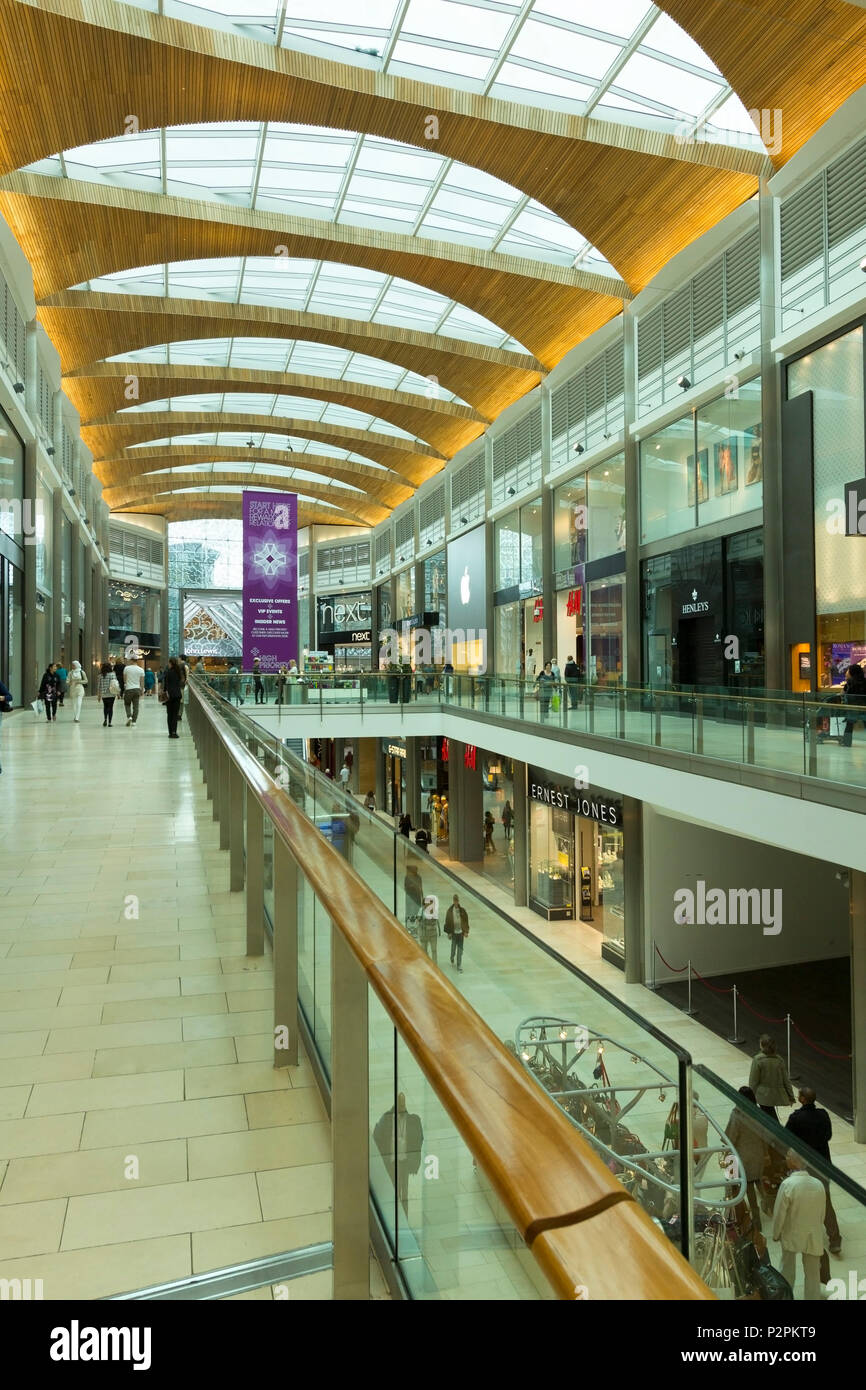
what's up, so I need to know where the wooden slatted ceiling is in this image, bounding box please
[0,0,764,294]
[659,1,866,164]
[0,183,623,370]
[63,365,487,459]
[104,474,389,525]
[96,449,414,503]
[122,497,354,526]
[82,412,445,484]
[39,297,543,419]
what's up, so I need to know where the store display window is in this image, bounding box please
[529,802,574,920]
[553,477,587,573]
[587,455,625,560]
[587,576,624,685]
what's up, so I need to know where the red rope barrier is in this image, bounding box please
[736,993,787,1024]
[653,943,688,974]
[689,964,733,995]
[791,1020,852,1061]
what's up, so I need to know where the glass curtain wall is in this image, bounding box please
[493,497,542,675]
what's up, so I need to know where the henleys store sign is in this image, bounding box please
[528,767,622,825]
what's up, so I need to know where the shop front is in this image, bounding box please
[527,766,625,967]
[0,405,24,700]
[315,590,372,672]
[420,736,449,845]
[642,529,764,691]
[481,750,515,893]
[381,736,406,817]
[494,589,544,677]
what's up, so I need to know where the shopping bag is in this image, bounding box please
[31,698,44,716]
[551,692,561,712]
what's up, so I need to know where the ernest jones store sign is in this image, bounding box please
[528,767,622,826]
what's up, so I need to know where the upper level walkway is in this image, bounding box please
[216,673,866,871]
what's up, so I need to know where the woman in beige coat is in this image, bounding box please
[748,1034,795,1121]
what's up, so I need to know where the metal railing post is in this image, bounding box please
[617,687,625,739]
[695,694,704,756]
[229,762,245,892]
[211,730,220,820]
[219,743,230,849]
[677,1058,694,1266]
[726,984,744,1044]
[246,793,264,957]
[653,692,662,747]
[587,685,595,733]
[745,700,755,764]
[807,702,818,777]
[272,835,298,1065]
[331,921,370,1300]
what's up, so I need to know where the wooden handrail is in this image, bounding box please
[192,685,712,1301]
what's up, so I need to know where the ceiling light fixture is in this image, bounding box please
[677,375,691,390]
[460,516,468,526]
[507,486,516,496]
[733,350,745,361]
[573,443,585,455]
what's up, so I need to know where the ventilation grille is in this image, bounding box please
[450,449,485,529]
[108,523,165,582]
[550,337,625,464]
[491,406,541,505]
[780,132,866,328]
[394,509,415,565]
[0,272,25,385]
[637,227,760,414]
[316,538,371,587]
[374,526,392,578]
[418,483,445,548]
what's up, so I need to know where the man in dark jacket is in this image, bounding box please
[444,894,469,972]
[564,655,581,711]
[373,1093,424,1211]
[785,1087,841,1254]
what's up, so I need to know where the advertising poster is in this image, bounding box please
[242,491,298,671]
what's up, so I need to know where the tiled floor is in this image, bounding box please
[0,700,332,1300]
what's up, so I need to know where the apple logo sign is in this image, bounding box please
[460,566,470,605]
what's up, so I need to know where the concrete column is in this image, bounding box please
[541,489,554,665]
[759,178,784,691]
[447,739,483,864]
[83,556,94,679]
[374,737,386,813]
[51,487,63,661]
[513,758,528,907]
[69,525,80,667]
[273,836,299,1068]
[331,923,370,1300]
[622,306,640,686]
[622,795,643,984]
[160,587,170,661]
[22,441,38,696]
[850,870,866,1142]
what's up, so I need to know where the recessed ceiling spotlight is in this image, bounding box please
[573,443,585,455]
[677,375,691,391]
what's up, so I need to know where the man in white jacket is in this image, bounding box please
[67,660,87,722]
[772,1150,827,1299]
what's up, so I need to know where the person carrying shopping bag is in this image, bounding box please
[67,660,87,721]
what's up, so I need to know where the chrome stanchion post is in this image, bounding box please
[726,984,745,1043]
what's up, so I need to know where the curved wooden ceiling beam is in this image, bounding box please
[95,448,413,501]
[38,295,543,420]
[118,497,352,527]
[82,412,446,485]
[0,0,762,291]
[65,362,487,459]
[104,474,386,526]
[657,0,866,165]
[0,178,625,367]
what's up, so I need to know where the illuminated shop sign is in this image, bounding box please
[528,766,621,825]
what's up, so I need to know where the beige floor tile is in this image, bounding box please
[0,1112,84,1159]
[188,1122,331,1180]
[181,973,273,998]
[45,1019,182,1054]
[227,989,274,1013]
[1,968,109,993]
[233,1035,276,1064]
[62,1173,261,1250]
[0,1234,191,1300]
[182,1009,270,1041]
[71,946,180,968]
[256,1163,333,1221]
[0,1005,102,1034]
[0,1086,32,1120]
[192,1210,332,1274]
[271,1269,333,1300]
[0,1052,94,1086]
[0,953,74,973]
[94,1036,237,1077]
[245,1089,328,1130]
[0,1198,67,1258]
[26,1071,185,1118]
[0,1139,188,1204]
[80,1095,248,1150]
[58,979,181,1007]
[218,957,273,975]
[0,987,61,1012]
[185,1061,291,1101]
[6,936,118,957]
[100,993,227,1024]
[0,1030,49,1059]
[107,958,226,983]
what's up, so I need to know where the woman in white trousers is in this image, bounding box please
[68,660,87,721]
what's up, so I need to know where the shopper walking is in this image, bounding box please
[122,657,145,726]
[564,655,581,711]
[159,656,184,739]
[501,800,513,842]
[253,657,264,705]
[113,655,126,695]
[398,811,413,839]
[373,1093,424,1214]
[484,810,496,854]
[339,760,351,790]
[66,659,87,721]
[404,862,424,927]
[786,1087,842,1255]
[749,1034,795,1121]
[39,663,61,722]
[725,1086,768,1231]
[144,667,156,697]
[0,676,12,773]
[840,662,866,747]
[177,654,190,724]
[772,1150,828,1300]
[98,661,118,727]
[363,790,376,812]
[535,660,555,722]
[445,894,469,972]
[55,661,68,708]
[276,665,288,704]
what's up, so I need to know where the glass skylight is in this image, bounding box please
[125,430,392,470]
[109,338,469,403]
[72,257,529,352]
[26,122,610,272]
[118,392,420,441]
[109,1,765,149]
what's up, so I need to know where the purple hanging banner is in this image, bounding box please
[242,491,298,671]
